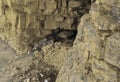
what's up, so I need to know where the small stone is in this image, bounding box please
[28,73,31,76]
[44,79,48,82]
[14,56,19,60]
[33,51,40,58]
[27,78,30,82]
[27,51,30,55]
[32,77,37,81]
[69,1,81,8]
[40,73,44,77]
[24,78,30,82]
[8,60,12,64]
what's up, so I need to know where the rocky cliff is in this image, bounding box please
[0,0,120,82]
[56,0,120,82]
[0,0,91,54]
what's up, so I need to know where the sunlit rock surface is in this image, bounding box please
[56,0,120,82]
[0,0,90,54]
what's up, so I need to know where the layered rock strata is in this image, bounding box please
[0,0,91,54]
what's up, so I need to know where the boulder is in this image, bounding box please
[56,0,120,82]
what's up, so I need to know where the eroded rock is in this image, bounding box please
[0,0,91,54]
[56,0,120,82]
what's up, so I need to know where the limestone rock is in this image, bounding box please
[69,1,81,8]
[42,42,68,70]
[56,0,120,82]
[104,32,120,68]
[0,0,90,54]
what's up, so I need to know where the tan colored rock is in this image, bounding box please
[56,0,120,82]
[44,16,58,29]
[33,51,41,58]
[42,42,68,70]
[104,32,120,68]
[0,0,87,54]
[59,18,74,29]
[62,0,67,7]
[44,1,57,14]
[69,1,81,8]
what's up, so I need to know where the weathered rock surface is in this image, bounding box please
[0,0,120,82]
[56,0,120,82]
[0,0,91,54]
[0,40,69,82]
[42,42,68,70]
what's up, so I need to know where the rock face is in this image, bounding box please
[0,0,91,54]
[56,0,120,82]
[0,0,120,82]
